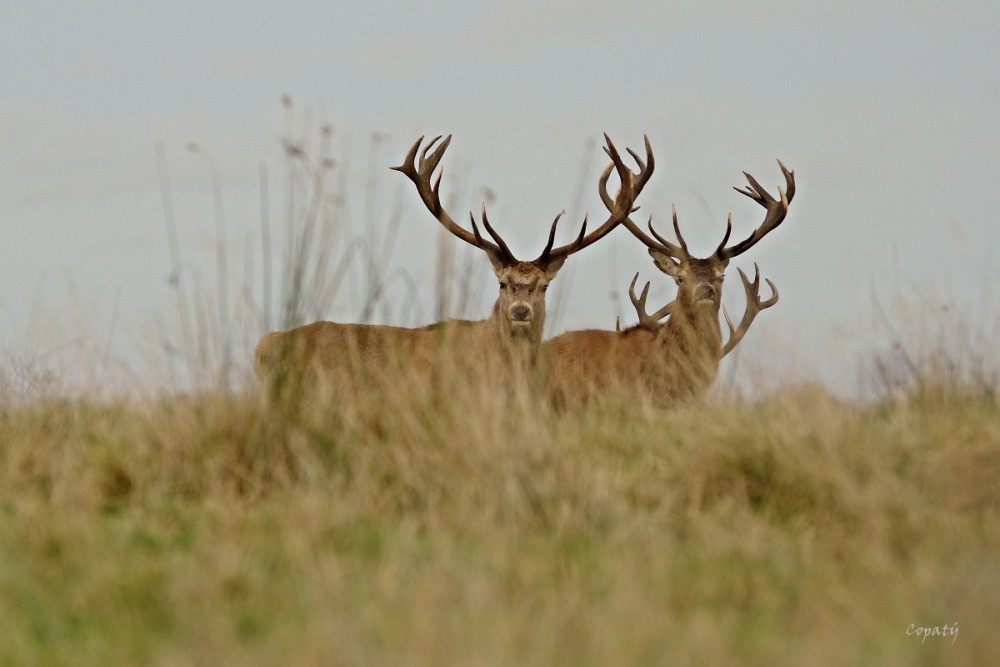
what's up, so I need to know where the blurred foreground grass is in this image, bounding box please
[0,369,997,666]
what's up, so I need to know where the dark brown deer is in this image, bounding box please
[543,155,794,408]
[255,134,653,394]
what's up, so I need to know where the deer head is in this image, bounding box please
[602,158,794,328]
[393,134,653,342]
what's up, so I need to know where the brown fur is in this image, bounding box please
[254,259,559,395]
[543,256,726,408]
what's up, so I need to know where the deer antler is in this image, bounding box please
[595,135,655,209]
[716,160,795,260]
[600,162,691,262]
[721,263,778,357]
[626,272,674,330]
[532,134,654,269]
[395,134,653,269]
[604,157,795,263]
[392,135,516,264]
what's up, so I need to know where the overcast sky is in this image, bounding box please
[2,1,998,396]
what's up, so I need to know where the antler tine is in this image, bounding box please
[417,135,451,206]
[649,299,675,322]
[721,160,796,259]
[742,263,779,308]
[777,159,796,201]
[627,273,656,329]
[630,272,649,309]
[468,210,512,262]
[627,148,645,172]
[638,204,691,261]
[597,161,616,210]
[714,213,733,258]
[536,211,571,261]
[536,134,651,266]
[670,205,690,256]
[626,272,673,329]
[625,135,655,196]
[421,135,446,162]
[721,262,779,357]
[392,135,424,179]
[393,135,506,258]
[478,204,516,262]
[722,305,737,344]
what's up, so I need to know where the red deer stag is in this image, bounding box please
[543,155,794,408]
[255,134,653,395]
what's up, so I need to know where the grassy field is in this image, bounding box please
[0,359,997,666]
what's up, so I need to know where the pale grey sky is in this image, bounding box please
[2,1,999,396]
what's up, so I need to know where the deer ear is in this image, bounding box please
[649,248,681,277]
[485,247,508,274]
[541,256,566,281]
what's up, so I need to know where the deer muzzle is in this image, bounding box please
[694,283,718,304]
[509,303,533,328]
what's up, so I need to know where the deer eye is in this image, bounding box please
[676,276,685,285]
[499,282,508,290]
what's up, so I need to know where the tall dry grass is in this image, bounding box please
[1,109,997,665]
[1,363,997,665]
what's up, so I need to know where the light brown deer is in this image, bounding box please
[543,156,795,408]
[254,134,653,395]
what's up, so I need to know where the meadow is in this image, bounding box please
[1,120,997,666]
[1,335,997,666]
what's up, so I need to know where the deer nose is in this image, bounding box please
[510,303,532,321]
[695,283,717,301]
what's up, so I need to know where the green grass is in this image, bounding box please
[0,375,996,666]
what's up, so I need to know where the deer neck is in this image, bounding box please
[660,302,723,361]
